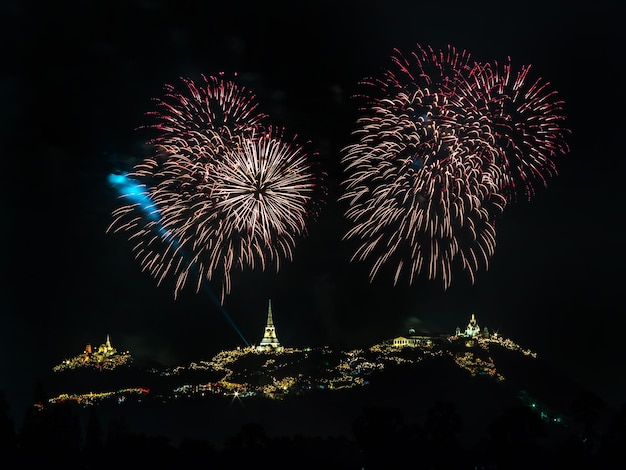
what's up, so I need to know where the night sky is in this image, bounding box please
[3,0,625,427]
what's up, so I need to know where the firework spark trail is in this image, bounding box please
[364,44,475,108]
[341,43,568,289]
[145,73,267,141]
[108,74,321,304]
[453,59,571,202]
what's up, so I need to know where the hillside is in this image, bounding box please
[37,334,591,448]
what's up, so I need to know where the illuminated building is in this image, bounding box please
[464,314,481,338]
[392,328,433,348]
[93,334,116,359]
[53,335,132,371]
[256,299,283,352]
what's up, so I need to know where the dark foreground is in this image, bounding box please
[1,362,624,470]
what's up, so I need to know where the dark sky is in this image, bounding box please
[3,0,625,426]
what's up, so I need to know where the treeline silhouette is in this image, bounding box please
[0,387,624,469]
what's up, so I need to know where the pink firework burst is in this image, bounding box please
[341,43,569,289]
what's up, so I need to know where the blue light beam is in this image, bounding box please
[108,172,250,346]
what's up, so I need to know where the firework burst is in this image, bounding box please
[341,44,568,289]
[108,75,321,302]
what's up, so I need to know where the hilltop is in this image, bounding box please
[37,325,589,448]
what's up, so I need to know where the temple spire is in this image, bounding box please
[267,299,274,327]
[465,313,480,337]
[257,299,282,352]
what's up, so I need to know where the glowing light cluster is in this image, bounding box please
[340,44,570,289]
[46,321,533,407]
[108,74,324,302]
[48,388,150,406]
[53,336,131,372]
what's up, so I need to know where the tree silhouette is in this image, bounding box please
[0,390,17,456]
[84,406,103,457]
[178,437,217,466]
[19,398,83,469]
[352,405,415,467]
[487,405,550,469]
[222,422,270,466]
[423,400,464,468]
[571,389,606,451]
[596,401,626,465]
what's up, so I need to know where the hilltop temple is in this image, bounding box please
[53,335,132,371]
[392,314,491,348]
[455,313,490,339]
[256,300,283,352]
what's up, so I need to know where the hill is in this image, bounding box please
[37,334,590,447]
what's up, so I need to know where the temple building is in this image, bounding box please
[90,334,118,361]
[256,300,283,352]
[392,314,492,349]
[456,313,489,338]
[53,335,132,372]
[464,314,481,338]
